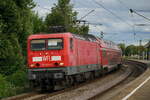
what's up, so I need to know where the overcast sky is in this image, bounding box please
[33,0,150,45]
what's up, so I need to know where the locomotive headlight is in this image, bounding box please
[59,63,64,66]
[30,64,35,67]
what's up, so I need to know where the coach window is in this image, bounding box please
[31,40,46,50]
[70,38,73,50]
[48,39,63,50]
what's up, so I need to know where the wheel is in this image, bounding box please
[66,76,74,87]
[90,72,94,80]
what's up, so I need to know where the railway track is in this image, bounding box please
[3,60,147,100]
[89,60,148,100]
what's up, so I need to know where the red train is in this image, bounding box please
[27,32,122,90]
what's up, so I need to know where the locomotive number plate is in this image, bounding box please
[51,56,61,61]
[32,57,42,62]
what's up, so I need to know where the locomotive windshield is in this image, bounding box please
[48,39,63,50]
[30,39,63,50]
[31,40,46,50]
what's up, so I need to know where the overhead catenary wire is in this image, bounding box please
[80,0,150,44]
[130,9,150,22]
[115,0,135,24]
[115,0,150,24]
[79,9,95,20]
[74,0,127,37]
[115,1,150,40]
[93,0,133,27]
[134,24,150,26]
[114,0,141,40]
[74,0,105,37]
[129,9,150,40]
[133,9,150,13]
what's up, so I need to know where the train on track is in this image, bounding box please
[27,32,122,90]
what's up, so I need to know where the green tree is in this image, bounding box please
[0,0,42,98]
[118,43,126,56]
[0,34,24,75]
[0,0,35,75]
[45,0,89,34]
[0,0,35,55]
[45,0,76,31]
[125,45,137,56]
[31,12,45,33]
[0,75,15,98]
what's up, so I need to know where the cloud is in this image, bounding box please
[33,6,51,18]
[33,0,57,18]
[33,0,150,45]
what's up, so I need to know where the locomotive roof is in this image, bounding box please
[72,33,97,42]
[28,32,120,51]
[28,32,72,39]
[28,32,98,42]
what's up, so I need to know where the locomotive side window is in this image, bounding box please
[102,50,107,57]
[48,39,63,50]
[70,38,73,50]
[31,40,46,50]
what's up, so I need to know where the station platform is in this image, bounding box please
[110,60,150,100]
[122,60,150,100]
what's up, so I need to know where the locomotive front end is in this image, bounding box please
[27,33,69,90]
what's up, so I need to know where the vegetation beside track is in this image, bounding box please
[118,44,146,58]
[0,0,89,99]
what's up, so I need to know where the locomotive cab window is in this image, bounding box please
[48,39,63,50]
[31,40,46,50]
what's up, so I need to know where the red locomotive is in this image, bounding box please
[27,32,122,90]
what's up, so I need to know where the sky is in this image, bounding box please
[33,0,150,45]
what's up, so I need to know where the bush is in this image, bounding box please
[6,69,28,87]
[0,69,29,99]
[0,34,24,76]
[0,74,15,99]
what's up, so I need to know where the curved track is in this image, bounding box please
[3,60,147,100]
[89,60,148,100]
